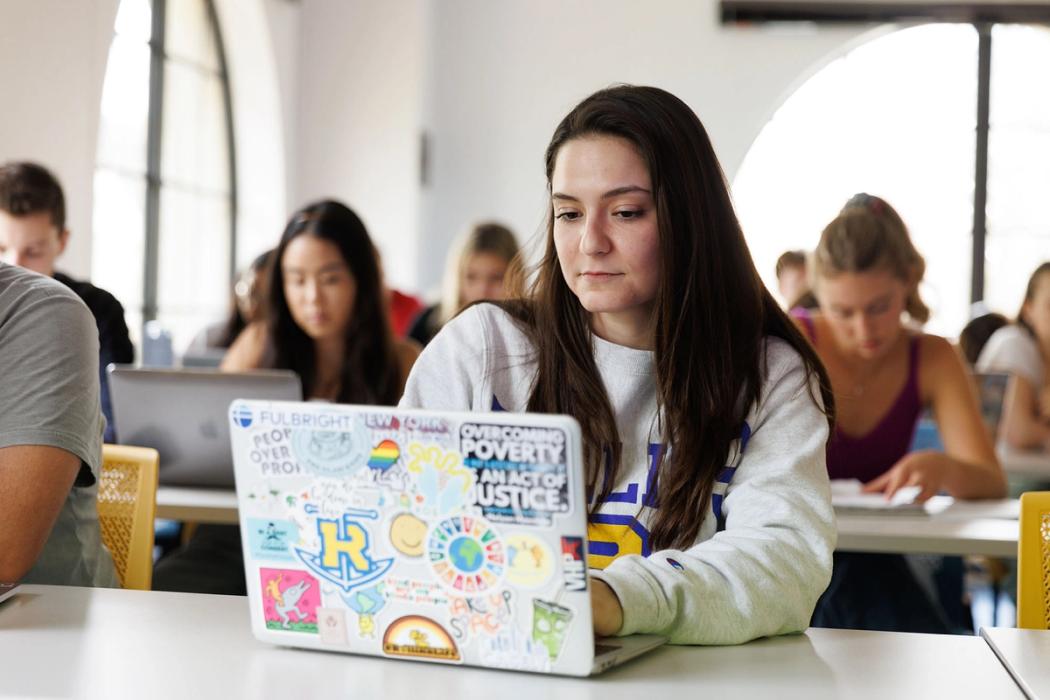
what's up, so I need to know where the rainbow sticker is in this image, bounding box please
[368,439,400,471]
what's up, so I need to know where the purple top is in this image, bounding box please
[799,313,922,483]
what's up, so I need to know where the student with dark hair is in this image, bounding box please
[408,221,520,346]
[977,262,1050,448]
[0,262,117,587]
[155,200,419,594]
[960,311,1009,367]
[223,199,418,400]
[0,161,134,443]
[401,85,836,644]
[186,249,274,356]
[801,193,1004,632]
[776,249,818,311]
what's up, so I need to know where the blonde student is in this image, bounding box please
[799,193,1004,632]
[400,85,836,644]
[408,222,520,347]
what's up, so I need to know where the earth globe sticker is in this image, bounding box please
[448,537,484,573]
[428,515,504,595]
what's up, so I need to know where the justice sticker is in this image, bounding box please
[382,615,461,662]
[459,422,570,526]
[260,568,321,633]
[428,515,505,596]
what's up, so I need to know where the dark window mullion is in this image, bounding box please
[205,0,238,286]
[143,0,167,325]
[972,22,992,304]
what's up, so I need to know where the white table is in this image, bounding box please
[998,443,1050,481]
[155,487,1021,557]
[0,586,1023,699]
[155,486,239,524]
[982,626,1050,699]
[836,498,1019,557]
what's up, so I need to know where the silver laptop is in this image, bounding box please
[108,366,302,487]
[229,400,666,676]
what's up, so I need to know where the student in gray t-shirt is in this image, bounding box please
[0,262,117,587]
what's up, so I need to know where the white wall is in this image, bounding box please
[0,0,119,279]
[415,0,868,293]
[293,0,426,292]
[0,0,873,297]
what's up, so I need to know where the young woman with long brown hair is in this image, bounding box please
[400,85,836,644]
[154,200,417,594]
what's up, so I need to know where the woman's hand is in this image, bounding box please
[591,579,624,637]
[861,450,949,502]
[1037,385,1050,422]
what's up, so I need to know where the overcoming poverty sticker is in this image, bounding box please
[458,422,570,526]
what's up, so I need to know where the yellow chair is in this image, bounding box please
[97,444,160,590]
[1017,491,1050,629]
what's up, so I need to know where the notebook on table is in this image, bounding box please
[108,366,302,487]
[831,479,952,516]
[229,400,666,676]
[0,583,20,604]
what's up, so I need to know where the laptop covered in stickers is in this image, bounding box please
[228,400,666,676]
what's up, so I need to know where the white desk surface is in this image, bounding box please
[0,585,1023,699]
[156,487,1020,557]
[155,485,239,524]
[836,498,1020,557]
[982,626,1050,700]
[998,443,1050,480]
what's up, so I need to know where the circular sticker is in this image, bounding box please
[292,424,370,477]
[428,515,505,595]
[504,534,554,589]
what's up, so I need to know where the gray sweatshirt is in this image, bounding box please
[400,303,835,644]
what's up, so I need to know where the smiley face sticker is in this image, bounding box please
[389,512,428,557]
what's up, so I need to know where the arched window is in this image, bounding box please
[733,23,1050,337]
[93,0,236,353]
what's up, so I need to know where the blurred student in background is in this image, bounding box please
[799,193,1004,633]
[155,199,418,594]
[0,162,133,443]
[407,222,519,346]
[960,310,1009,368]
[185,249,273,358]
[977,262,1050,449]
[775,249,818,312]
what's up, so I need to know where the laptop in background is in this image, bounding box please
[975,372,1009,440]
[109,367,302,487]
[229,400,665,676]
[180,350,226,369]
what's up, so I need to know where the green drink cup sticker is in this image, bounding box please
[531,599,573,661]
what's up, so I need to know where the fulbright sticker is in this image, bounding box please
[459,422,570,526]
